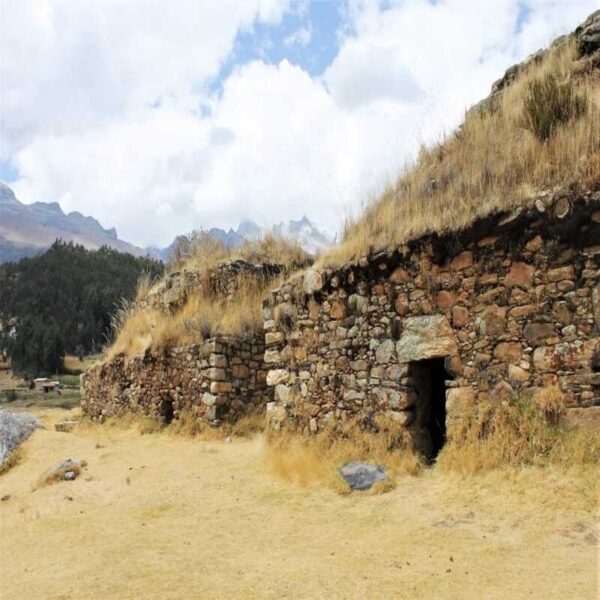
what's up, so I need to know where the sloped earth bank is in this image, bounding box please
[0,409,597,600]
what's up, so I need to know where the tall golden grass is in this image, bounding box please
[323,40,600,266]
[107,235,309,358]
[437,386,600,474]
[265,418,425,492]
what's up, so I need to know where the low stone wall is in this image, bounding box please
[263,191,600,449]
[82,336,267,423]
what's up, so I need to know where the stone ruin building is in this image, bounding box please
[82,259,288,425]
[82,11,600,458]
[264,192,600,457]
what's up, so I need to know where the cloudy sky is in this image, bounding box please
[0,0,597,247]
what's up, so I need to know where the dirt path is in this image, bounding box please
[0,409,598,600]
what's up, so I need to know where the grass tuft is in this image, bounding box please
[437,387,600,474]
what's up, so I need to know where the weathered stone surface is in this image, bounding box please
[396,316,458,363]
[330,300,346,320]
[548,266,575,282]
[436,291,456,309]
[524,323,555,346]
[479,306,506,337]
[340,462,387,491]
[450,251,473,271]
[375,339,396,364]
[265,332,285,346]
[452,306,469,327]
[264,349,282,364]
[267,369,289,387]
[0,410,42,465]
[508,364,530,384]
[505,262,535,288]
[593,286,600,329]
[303,271,323,294]
[494,342,522,363]
[446,387,476,422]
[389,267,411,284]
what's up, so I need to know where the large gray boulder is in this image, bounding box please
[340,462,387,491]
[0,410,42,465]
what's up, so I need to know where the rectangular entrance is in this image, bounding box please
[410,358,450,460]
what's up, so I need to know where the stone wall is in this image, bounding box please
[82,336,267,423]
[263,191,600,450]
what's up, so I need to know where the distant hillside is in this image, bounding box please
[0,182,146,263]
[151,216,333,262]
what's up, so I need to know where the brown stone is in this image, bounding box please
[450,251,473,271]
[509,305,537,319]
[508,364,530,384]
[524,323,555,346]
[552,301,572,326]
[394,293,409,316]
[525,235,543,251]
[478,273,498,286]
[505,262,535,289]
[436,290,456,309]
[493,342,522,363]
[452,306,469,327]
[478,236,498,247]
[592,286,600,329]
[480,306,506,337]
[265,332,285,346]
[210,381,232,394]
[330,300,346,320]
[389,267,410,284]
[548,266,575,282]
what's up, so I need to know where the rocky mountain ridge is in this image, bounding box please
[0,181,332,263]
[0,182,145,263]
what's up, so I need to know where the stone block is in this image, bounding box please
[493,342,522,363]
[206,367,226,381]
[209,354,228,368]
[264,349,282,364]
[389,267,411,284]
[524,323,555,346]
[450,251,473,271]
[375,339,395,364]
[452,306,469,327]
[210,381,232,394]
[505,261,535,289]
[303,271,323,294]
[330,300,347,320]
[548,266,575,282]
[267,369,289,387]
[446,387,476,421]
[265,332,285,346]
[396,316,458,363]
[436,291,456,309]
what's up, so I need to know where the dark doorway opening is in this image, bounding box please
[410,358,451,461]
[160,398,174,424]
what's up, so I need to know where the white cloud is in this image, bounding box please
[2,0,597,247]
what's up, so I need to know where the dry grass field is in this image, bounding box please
[0,407,598,600]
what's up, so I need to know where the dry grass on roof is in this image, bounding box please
[169,231,312,273]
[322,40,600,267]
[106,234,309,359]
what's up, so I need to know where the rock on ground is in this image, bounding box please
[339,462,387,491]
[0,410,42,465]
[40,459,87,485]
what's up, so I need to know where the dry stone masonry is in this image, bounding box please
[82,336,267,423]
[263,191,600,455]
